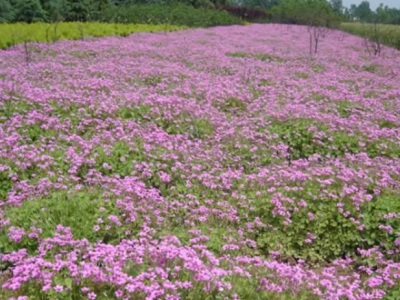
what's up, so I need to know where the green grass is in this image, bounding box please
[340,22,400,50]
[0,22,185,49]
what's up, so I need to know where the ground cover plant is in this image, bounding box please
[0,24,400,299]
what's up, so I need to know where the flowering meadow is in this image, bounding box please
[0,24,400,300]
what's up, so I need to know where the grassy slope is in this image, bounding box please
[340,22,400,50]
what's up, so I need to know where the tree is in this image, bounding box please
[40,0,68,22]
[329,0,342,14]
[271,0,338,27]
[0,0,14,22]
[271,0,339,54]
[13,0,47,22]
[65,0,91,21]
[235,0,281,9]
[354,0,372,22]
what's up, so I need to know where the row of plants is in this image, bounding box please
[0,22,185,49]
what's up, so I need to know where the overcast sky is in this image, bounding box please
[342,0,400,10]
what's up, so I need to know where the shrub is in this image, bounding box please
[218,5,271,22]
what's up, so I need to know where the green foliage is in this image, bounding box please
[214,96,247,114]
[294,72,309,79]
[340,22,400,51]
[13,0,47,23]
[0,22,185,49]
[0,170,13,201]
[118,104,152,121]
[268,118,400,160]
[0,0,14,22]
[65,0,91,21]
[363,63,380,73]
[40,0,68,22]
[101,3,241,27]
[93,141,142,177]
[0,188,131,254]
[271,0,340,27]
[222,137,273,172]
[361,190,400,250]
[253,182,400,263]
[352,0,372,22]
[336,100,354,118]
[226,51,283,62]
[156,113,214,139]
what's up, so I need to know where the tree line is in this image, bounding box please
[0,0,399,25]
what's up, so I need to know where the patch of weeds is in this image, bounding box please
[254,181,400,264]
[222,137,272,172]
[268,118,325,160]
[364,91,379,98]
[325,85,337,91]
[311,64,325,73]
[366,139,400,158]
[308,92,326,102]
[377,120,398,129]
[268,118,365,160]
[118,105,152,122]
[68,50,98,59]
[158,113,214,139]
[93,140,144,177]
[226,51,247,58]
[190,118,214,139]
[0,99,37,121]
[226,52,283,62]
[336,100,355,118]
[252,53,283,62]
[258,78,275,87]
[17,123,47,142]
[0,188,127,255]
[360,190,400,250]
[362,63,381,73]
[214,97,247,114]
[381,84,393,90]
[143,74,163,87]
[294,72,309,79]
[209,66,236,76]
[0,170,13,201]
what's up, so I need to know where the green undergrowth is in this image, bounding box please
[267,118,400,160]
[0,188,139,255]
[253,180,400,264]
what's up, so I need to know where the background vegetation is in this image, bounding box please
[0,22,185,49]
[1,0,400,50]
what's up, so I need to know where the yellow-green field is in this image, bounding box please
[0,22,185,49]
[340,22,400,50]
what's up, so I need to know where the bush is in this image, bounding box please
[218,5,271,22]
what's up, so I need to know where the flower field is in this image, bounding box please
[0,24,400,300]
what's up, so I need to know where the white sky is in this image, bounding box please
[342,0,400,10]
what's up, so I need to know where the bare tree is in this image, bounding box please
[308,25,330,55]
[362,21,382,57]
